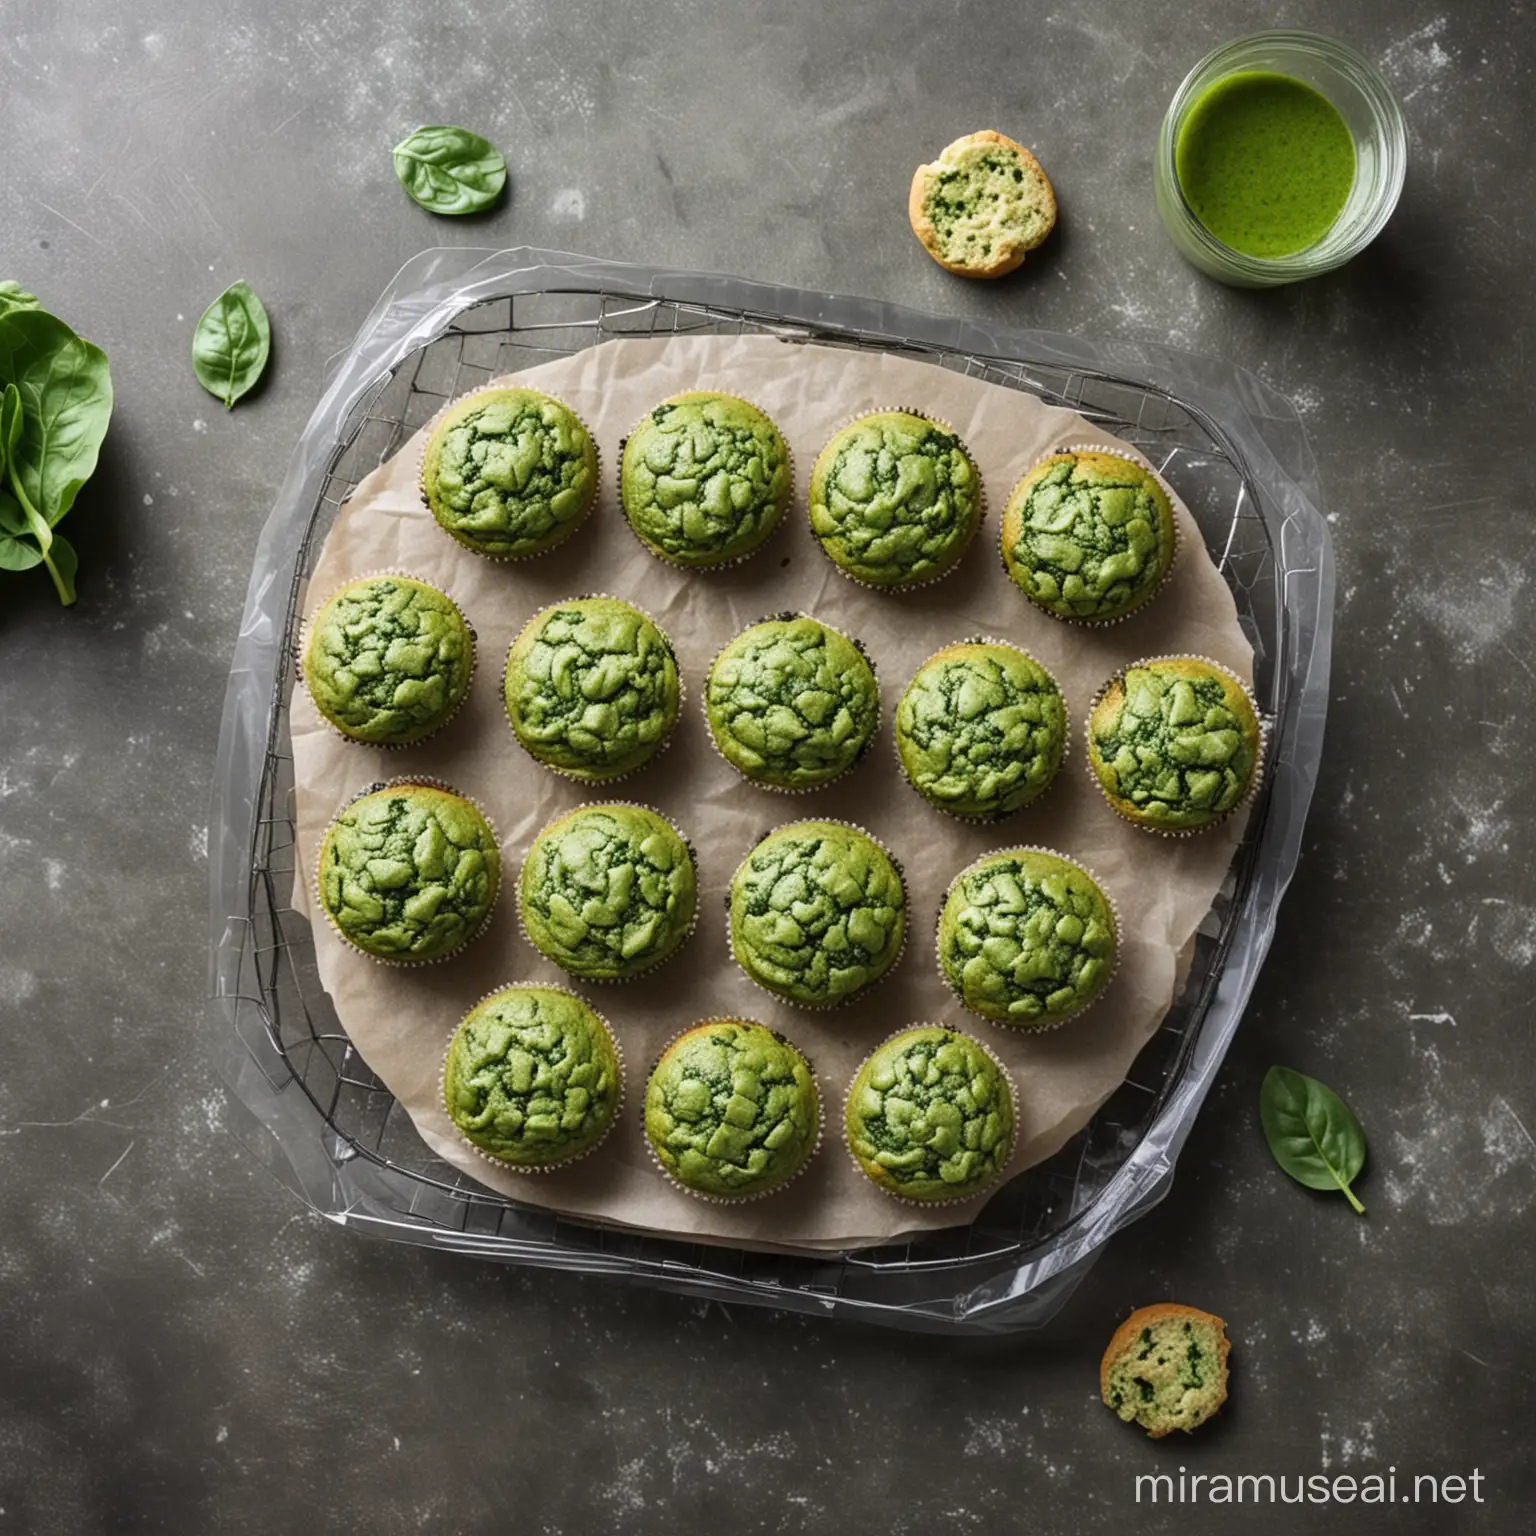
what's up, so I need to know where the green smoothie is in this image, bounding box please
[1175,71,1355,258]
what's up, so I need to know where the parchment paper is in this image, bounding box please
[289,333,1252,1251]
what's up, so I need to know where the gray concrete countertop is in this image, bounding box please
[1,1,1531,1530]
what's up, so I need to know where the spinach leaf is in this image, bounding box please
[0,489,44,571]
[0,281,41,318]
[1260,1066,1367,1214]
[192,280,271,408]
[392,125,507,215]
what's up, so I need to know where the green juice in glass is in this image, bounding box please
[1174,70,1356,258]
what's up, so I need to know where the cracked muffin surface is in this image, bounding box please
[621,392,791,567]
[303,575,474,745]
[504,597,680,781]
[809,411,981,588]
[1088,657,1260,831]
[1002,450,1176,622]
[938,848,1116,1028]
[520,804,696,980]
[643,1020,819,1199]
[730,820,906,1008]
[443,984,621,1166]
[845,1027,1014,1201]
[705,615,879,789]
[1100,1304,1231,1438]
[318,783,499,962]
[421,387,597,559]
[896,641,1066,818]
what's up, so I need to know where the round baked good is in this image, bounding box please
[808,411,981,589]
[303,575,474,746]
[520,803,696,981]
[318,782,499,963]
[1001,449,1177,623]
[705,614,879,790]
[845,1026,1015,1202]
[1100,1303,1232,1438]
[421,386,597,559]
[729,820,906,1008]
[620,392,791,568]
[937,848,1116,1029]
[643,1020,820,1200]
[443,984,621,1168]
[504,597,680,781]
[908,130,1057,278]
[895,641,1066,818]
[1087,657,1261,833]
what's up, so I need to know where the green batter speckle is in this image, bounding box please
[644,1020,820,1199]
[443,985,621,1166]
[938,849,1116,1028]
[319,783,499,962]
[845,1027,1014,1202]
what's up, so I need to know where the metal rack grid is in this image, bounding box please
[224,280,1287,1318]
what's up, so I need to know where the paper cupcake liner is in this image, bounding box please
[1084,653,1270,839]
[502,593,687,787]
[296,568,479,751]
[932,844,1124,1034]
[843,1024,1020,1208]
[615,392,795,572]
[700,610,882,795]
[438,981,626,1174]
[807,406,988,595]
[724,817,909,1012]
[515,800,702,984]
[891,634,1071,824]
[998,441,1182,628]
[640,1020,826,1204]
[416,382,601,563]
[314,775,503,968]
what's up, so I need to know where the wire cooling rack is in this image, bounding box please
[212,250,1330,1332]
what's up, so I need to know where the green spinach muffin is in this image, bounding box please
[420,386,597,560]
[1087,656,1261,833]
[895,640,1067,818]
[520,803,697,981]
[442,984,622,1168]
[620,392,791,568]
[643,1020,820,1200]
[318,782,499,963]
[845,1026,1015,1203]
[504,597,681,781]
[729,820,906,1008]
[809,411,981,589]
[937,848,1116,1029]
[705,614,879,790]
[303,575,474,746]
[1001,449,1177,623]
[1101,1304,1232,1438]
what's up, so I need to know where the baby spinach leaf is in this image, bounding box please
[0,489,44,570]
[392,125,507,215]
[1260,1066,1367,1214]
[192,280,271,408]
[0,281,41,318]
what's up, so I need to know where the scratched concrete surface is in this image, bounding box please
[1,1,1532,1531]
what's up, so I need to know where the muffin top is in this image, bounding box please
[504,597,680,781]
[1002,450,1176,622]
[643,1020,820,1199]
[705,615,879,790]
[809,411,981,588]
[421,386,597,559]
[520,804,696,981]
[730,820,906,1007]
[620,392,791,567]
[303,575,474,745]
[896,641,1067,818]
[938,849,1116,1028]
[846,1026,1015,1202]
[319,783,499,962]
[443,984,621,1166]
[1088,657,1260,831]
